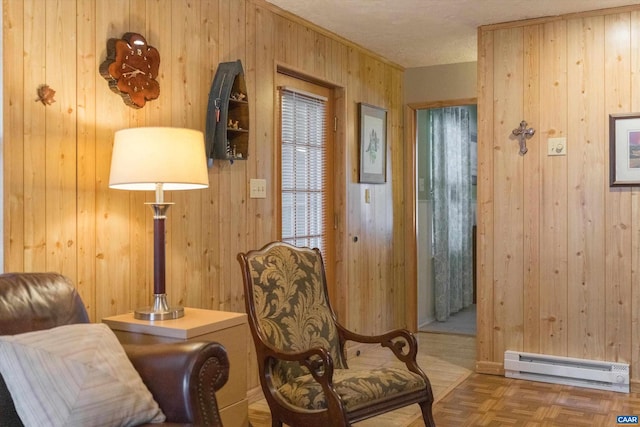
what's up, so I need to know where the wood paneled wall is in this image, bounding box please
[477,5,640,386]
[3,0,407,390]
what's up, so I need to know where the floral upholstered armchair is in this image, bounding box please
[237,241,435,427]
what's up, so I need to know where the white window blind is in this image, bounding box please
[280,87,328,252]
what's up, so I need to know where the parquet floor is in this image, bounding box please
[248,332,640,426]
[425,374,640,427]
[248,333,475,426]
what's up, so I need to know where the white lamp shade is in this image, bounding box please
[109,127,209,191]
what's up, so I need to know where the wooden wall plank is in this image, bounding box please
[492,27,525,356]
[251,3,275,250]
[631,9,640,384]
[604,12,632,364]
[297,24,314,72]
[94,0,133,317]
[476,28,495,365]
[390,65,405,327]
[522,24,541,354]
[226,0,248,313]
[314,33,331,80]
[215,0,233,312]
[199,0,221,310]
[125,0,147,310]
[330,39,346,86]
[4,0,26,272]
[169,0,204,309]
[274,15,295,67]
[23,0,46,272]
[404,102,417,330]
[333,43,349,323]
[77,0,97,318]
[566,15,606,360]
[243,0,259,393]
[137,0,157,309]
[44,0,77,277]
[346,47,363,332]
[126,0,148,315]
[539,20,568,356]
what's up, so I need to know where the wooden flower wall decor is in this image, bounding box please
[99,32,160,109]
[36,84,56,106]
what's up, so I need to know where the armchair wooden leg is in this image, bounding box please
[420,401,436,427]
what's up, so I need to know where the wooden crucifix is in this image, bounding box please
[512,120,535,155]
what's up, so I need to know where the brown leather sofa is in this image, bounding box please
[0,272,228,426]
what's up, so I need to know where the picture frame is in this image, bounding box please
[359,103,387,183]
[610,113,640,186]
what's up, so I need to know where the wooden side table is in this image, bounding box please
[103,307,248,427]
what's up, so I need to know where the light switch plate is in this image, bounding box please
[250,179,266,198]
[548,137,567,156]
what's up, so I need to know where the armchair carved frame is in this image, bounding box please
[238,241,435,427]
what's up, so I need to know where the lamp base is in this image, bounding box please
[134,293,184,321]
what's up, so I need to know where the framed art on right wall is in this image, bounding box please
[610,113,640,186]
[359,103,387,184]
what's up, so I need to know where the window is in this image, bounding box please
[277,72,338,303]
[279,86,329,253]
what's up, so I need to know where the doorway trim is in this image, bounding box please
[404,97,477,331]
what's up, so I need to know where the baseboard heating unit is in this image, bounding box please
[504,350,629,393]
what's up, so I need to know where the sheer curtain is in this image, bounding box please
[431,107,474,321]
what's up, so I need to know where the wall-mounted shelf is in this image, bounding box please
[205,60,249,165]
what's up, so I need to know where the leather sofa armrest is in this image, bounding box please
[124,341,229,427]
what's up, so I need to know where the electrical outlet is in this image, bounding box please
[250,179,266,198]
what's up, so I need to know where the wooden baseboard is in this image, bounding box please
[475,360,504,376]
[246,385,265,404]
[220,398,249,427]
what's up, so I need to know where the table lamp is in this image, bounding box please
[109,127,209,320]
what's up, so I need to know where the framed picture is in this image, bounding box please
[610,113,640,186]
[359,103,387,183]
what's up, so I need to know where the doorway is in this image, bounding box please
[416,104,477,336]
[275,69,347,313]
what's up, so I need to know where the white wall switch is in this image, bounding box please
[250,179,266,199]
[548,137,567,156]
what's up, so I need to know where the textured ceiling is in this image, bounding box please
[265,0,640,68]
